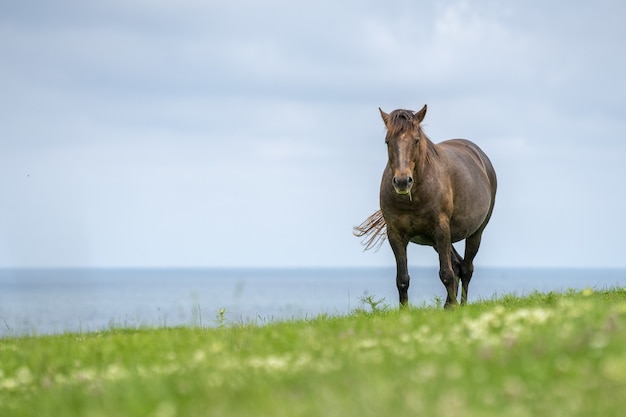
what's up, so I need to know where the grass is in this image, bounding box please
[2,288,626,416]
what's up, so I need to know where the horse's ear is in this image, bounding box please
[379,108,390,127]
[413,104,427,124]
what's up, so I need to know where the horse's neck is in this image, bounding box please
[415,137,438,179]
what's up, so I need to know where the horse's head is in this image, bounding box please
[379,104,427,196]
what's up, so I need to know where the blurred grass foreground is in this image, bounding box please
[2,288,626,417]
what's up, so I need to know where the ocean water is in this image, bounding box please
[1,267,625,337]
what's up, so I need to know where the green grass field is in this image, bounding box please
[2,288,626,417]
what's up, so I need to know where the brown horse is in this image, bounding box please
[354,105,497,308]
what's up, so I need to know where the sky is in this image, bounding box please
[1,0,625,269]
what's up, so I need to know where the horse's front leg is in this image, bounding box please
[451,245,463,300]
[388,230,410,307]
[434,223,459,309]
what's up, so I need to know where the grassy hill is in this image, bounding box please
[2,288,626,416]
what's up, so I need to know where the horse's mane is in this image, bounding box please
[385,109,417,136]
[384,109,432,150]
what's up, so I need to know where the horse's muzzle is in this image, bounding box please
[392,175,414,195]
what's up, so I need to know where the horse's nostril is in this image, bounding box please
[393,176,413,191]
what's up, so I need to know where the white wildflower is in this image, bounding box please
[248,355,290,372]
[72,368,97,383]
[153,401,176,417]
[15,367,32,385]
[356,339,379,349]
[192,350,206,363]
[105,364,129,381]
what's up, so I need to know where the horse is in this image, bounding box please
[354,105,497,308]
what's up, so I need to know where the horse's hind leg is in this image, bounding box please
[460,231,484,304]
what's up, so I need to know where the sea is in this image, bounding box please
[1,267,625,337]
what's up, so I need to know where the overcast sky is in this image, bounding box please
[1,0,625,268]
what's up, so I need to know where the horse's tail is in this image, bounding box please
[353,210,387,251]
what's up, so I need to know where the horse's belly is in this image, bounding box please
[449,183,492,240]
[409,234,436,246]
[450,211,488,242]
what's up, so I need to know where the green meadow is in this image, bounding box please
[2,288,626,417]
